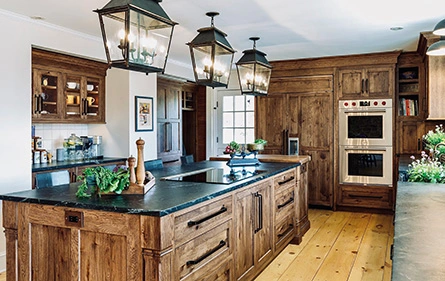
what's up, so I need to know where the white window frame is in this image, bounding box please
[216,90,255,153]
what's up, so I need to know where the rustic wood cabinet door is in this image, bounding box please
[255,95,287,154]
[16,203,141,281]
[397,121,424,155]
[157,81,182,163]
[365,66,394,98]
[337,69,365,99]
[234,179,273,281]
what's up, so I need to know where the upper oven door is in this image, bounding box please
[339,100,393,146]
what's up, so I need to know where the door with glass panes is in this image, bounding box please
[216,90,255,154]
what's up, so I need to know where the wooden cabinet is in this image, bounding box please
[294,163,309,244]
[256,75,334,208]
[157,77,182,163]
[395,52,427,155]
[337,65,395,99]
[32,48,107,124]
[337,184,394,210]
[273,169,296,251]
[234,178,273,280]
[10,202,141,280]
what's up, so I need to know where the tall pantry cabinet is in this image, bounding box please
[256,74,335,207]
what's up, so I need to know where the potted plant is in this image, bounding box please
[247,139,267,151]
[76,166,130,198]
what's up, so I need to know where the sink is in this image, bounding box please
[161,167,266,184]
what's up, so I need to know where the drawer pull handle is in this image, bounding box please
[277,196,294,209]
[278,176,295,185]
[187,206,227,227]
[277,224,294,238]
[348,194,383,199]
[186,240,226,266]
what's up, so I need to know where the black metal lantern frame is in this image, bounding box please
[187,12,235,88]
[236,37,272,96]
[94,0,177,74]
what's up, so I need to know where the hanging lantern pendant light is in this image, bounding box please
[236,37,272,96]
[95,0,177,74]
[187,12,236,88]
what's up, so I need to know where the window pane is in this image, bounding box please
[234,112,245,127]
[234,96,245,111]
[246,112,254,127]
[223,112,233,127]
[246,129,255,143]
[234,129,245,143]
[245,97,255,111]
[223,129,234,143]
[223,96,233,111]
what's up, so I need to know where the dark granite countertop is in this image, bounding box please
[3,161,299,217]
[392,182,445,281]
[32,157,128,172]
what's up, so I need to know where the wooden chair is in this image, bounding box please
[144,158,164,171]
[35,170,71,189]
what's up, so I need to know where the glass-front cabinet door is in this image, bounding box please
[63,75,104,122]
[32,69,63,120]
[84,77,103,122]
[64,75,82,120]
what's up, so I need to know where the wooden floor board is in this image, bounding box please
[256,209,393,281]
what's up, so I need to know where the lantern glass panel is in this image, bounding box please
[237,63,271,95]
[102,9,172,69]
[192,44,232,85]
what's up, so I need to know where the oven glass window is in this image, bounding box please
[347,116,383,138]
[348,153,383,177]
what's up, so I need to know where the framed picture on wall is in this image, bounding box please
[135,96,153,131]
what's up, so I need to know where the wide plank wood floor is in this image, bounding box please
[256,208,394,281]
[0,209,393,281]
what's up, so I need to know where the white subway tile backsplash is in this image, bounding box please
[33,124,88,154]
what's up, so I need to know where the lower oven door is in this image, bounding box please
[339,146,393,186]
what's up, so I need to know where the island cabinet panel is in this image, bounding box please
[14,203,141,281]
[293,163,310,244]
[234,178,273,281]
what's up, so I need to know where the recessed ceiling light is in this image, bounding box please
[30,16,45,20]
[390,26,403,31]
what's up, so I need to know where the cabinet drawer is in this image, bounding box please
[275,186,295,223]
[174,195,232,244]
[273,169,296,192]
[274,215,295,251]
[338,185,393,209]
[174,220,232,280]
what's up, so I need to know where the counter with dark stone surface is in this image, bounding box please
[3,161,299,217]
[392,181,445,281]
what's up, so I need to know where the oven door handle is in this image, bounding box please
[343,109,387,114]
[343,147,388,151]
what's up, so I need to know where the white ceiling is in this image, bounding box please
[1,0,445,67]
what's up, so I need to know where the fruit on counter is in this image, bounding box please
[254,138,267,144]
[224,141,241,154]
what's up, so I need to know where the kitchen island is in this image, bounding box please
[392,181,445,281]
[1,160,306,281]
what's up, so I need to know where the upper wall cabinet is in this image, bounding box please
[337,65,395,99]
[32,48,108,124]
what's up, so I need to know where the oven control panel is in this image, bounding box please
[339,99,392,109]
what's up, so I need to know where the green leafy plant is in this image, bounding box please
[407,151,445,183]
[76,166,130,198]
[423,124,445,156]
[254,139,267,145]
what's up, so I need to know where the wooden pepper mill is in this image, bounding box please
[127,155,136,184]
[135,138,146,185]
